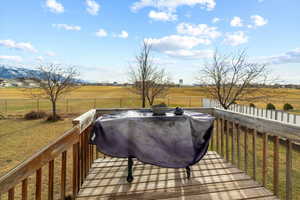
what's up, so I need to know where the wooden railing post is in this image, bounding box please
[273,136,279,196]
[226,119,229,162]
[73,143,79,198]
[8,188,14,200]
[244,128,248,173]
[61,151,67,200]
[35,168,42,200]
[236,123,241,169]
[286,139,292,200]
[252,129,257,181]
[21,179,28,200]
[262,132,268,187]
[221,118,224,157]
[48,160,54,200]
[216,119,219,153]
[231,121,235,165]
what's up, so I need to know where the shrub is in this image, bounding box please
[266,103,276,110]
[283,103,294,111]
[24,111,47,120]
[46,114,62,122]
[249,103,256,108]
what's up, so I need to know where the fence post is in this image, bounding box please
[66,99,69,113]
[189,97,192,107]
[37,99,40,112]
[4,99,7,114]
[119,98,122,108]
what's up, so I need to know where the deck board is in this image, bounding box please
[76,151,278,200]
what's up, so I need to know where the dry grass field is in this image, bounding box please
[0,86,300,199]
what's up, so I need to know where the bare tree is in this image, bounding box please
[199,49,274,109]
[30,63,79,120]
[129,41,170,107]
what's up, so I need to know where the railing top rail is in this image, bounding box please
[0,126,79,194]
[214,108,300,142]
[73,109,96,133]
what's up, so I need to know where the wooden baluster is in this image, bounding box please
[22,179,28,200]
[244,128,248,173]
[8,188,14,200]
[221,118,224,157]
[85,132,89,177]
[61,151,67,200]
[73,143,79,198]
[210,120,214,151]
[236,123,241,169]
[273,136,279,196]
[231,121,235,165]
[80,134,84,185]
[216,119,219,153]
[286,139,292,200]
[48,160,54,200]
[226,119,229,162]
[252,129,257,181]
[36,168,42,200]
[262,132,268,187]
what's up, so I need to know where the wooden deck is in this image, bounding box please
[76,151,278,200]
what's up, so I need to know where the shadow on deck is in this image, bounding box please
[76,151,278,200]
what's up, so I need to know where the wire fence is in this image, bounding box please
[0,96,204,116]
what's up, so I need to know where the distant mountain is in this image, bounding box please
[0,65,88,83]
[0,65,42,79]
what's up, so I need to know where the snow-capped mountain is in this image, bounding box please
[0,65,42,79]
[0,65,87,84]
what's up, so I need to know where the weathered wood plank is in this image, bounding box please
[35,168,42,200]
[8,188,14,200]
[21,178,28,200]
[75,153,277,200]
[61,151,67,200]
[48,160,54,200]
[253,129,257,181]
[286,139,292,200]
[273,136,279,196]
[262,132,268,187]
[244,128,248,173]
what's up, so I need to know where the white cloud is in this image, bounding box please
[230,16,243,27]
[46,51,56,56]
[0,39,38,53]
[96,29,108,37]
[148,10,177,21]
[176,23,221,39]
[224,31,248,46]
[36,56,44,62]
[264,48,300,64]
[131,0,216,12]
[145,35,210,51]
[251,15,268,27]
[114,31,129,39]
[52,24,81,31]
[45,0,64,13]
[0,55,23,62]
[212,17,220,23]
[164,49,213,59]
[85,0,100,15]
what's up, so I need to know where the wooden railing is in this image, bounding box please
[211,108,300,200]
[0,109,97,200]
[1,107,299,199]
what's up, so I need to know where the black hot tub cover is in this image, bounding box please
[91,110,214,168]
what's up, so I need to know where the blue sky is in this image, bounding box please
[0,0,300,84]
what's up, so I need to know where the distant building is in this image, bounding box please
[179,79,183,85]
